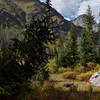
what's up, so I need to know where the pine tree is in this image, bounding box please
[97,39,100,62]
[46,0,52,22]
[79,29,96,66]
[79,6,96,66]
[57,26,77,67]
[85,6,96,46]
[85,5,95,36]
[86,6,96,61]
[96,13,100,63]
[57,45,67,67]
[80,29,88,66]
[12,2,55,82]
[66,26,78,67]
[46,0,52,8]
[0,0,55,86]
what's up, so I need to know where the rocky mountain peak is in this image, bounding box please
[72,14,87,28]
[72,14,98,32]
[1,0,98,48]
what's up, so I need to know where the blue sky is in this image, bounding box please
[41,0,46,2]
[40,0,100,22]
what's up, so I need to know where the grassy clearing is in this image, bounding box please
[1,73,100,100]
[49,73,100,92]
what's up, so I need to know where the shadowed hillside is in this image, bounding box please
[0,0,82,40]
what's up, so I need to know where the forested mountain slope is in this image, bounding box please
[0,0,98,47]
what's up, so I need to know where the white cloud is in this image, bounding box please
[64,17,71,21]
[77,0,100,21]
[40,0,100,21]
[51,0,81,19]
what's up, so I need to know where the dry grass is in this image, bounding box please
[49,73,100,92]
[1,73,100,100]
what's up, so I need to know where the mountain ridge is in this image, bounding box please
[0,0,98,47]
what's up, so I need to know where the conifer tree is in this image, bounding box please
[65,26,78,67]
[80,29,96,66]
[13,0,55,81]
[79,6,96,66]
[57,45,67,67]
[85,6,96,45]
[46,0,51,8]
[85,6,95,35]
[0,0,55,85]
[96,13,100,63]
[80,29,89,66]
[46,0,52,22]
[57,26,77,67]
[97,39,100,62]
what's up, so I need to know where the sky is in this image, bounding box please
[40,0,100,22]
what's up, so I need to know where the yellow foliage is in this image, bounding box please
[63,71,77,79]
[74,63,85,73]
[52,16,57,21]
[94,64,100,72]
[76,71,94,81]
[46,59,58,73]
[87,62,97,69]
[58,67,72,73]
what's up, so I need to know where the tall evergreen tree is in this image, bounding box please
[46,0,52,23]
[66,26,78,67]
[57,26,77,67]
[85,5,95,36]
[46,0,52,8]
[80,29,88,66]
[96,13,100,63]
[13,1,55,81]
[97,39,100,63]
[79,6,96,66]
[80,29,96,66]
[57,45,67,67]
[0,0,55,86]
[85,6,96,45]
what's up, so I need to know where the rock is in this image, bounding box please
[63,83,73,88]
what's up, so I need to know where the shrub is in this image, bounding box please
[0,86,10,95]
[92,64,100,73]
[46,58,58,73]
[63,71,77,79]
[58,67,72,73]
[76,71,93,81]
[87,62,97,70]
[74,63,85,73]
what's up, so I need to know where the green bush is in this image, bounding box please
[46,58,58,73]
[94,64,100,72]
[0,87,9,95]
